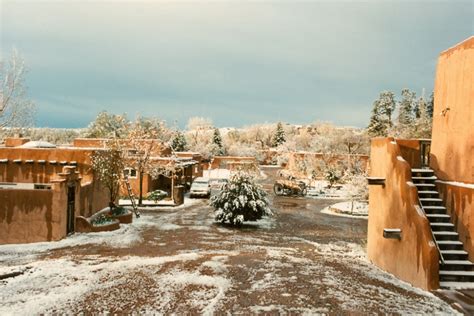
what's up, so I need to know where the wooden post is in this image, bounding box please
[171,172,175,204]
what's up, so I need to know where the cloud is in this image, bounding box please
[1,1,472,128]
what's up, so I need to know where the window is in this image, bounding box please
[123,168,138,178]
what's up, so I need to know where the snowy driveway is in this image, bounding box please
[0,167,457,314]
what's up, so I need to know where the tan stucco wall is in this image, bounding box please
[0,189,56,243]
[437,182,474,261]
[431,36,474,184]
[368,138,439,290]
[79,180,110,218]
[0,163,109,244]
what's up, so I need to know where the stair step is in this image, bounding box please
[437,241,464,251]
[440,270,474,277]
[442,260,474,267]
[434,231,458,236]
[423,206,447,214]
[440,272,474,283]
[424,206,446,209]
[427,214,451,220]
[431,223,455,232]
[420,198,443,202]
[415,183,436,187]
[434,231,459,240]
[430,221,454,227]
[441,250,469,260]
[437,240,463,246]
[441,250,469,256]
[411,168,434,173]
[412,176,437,180]
[439,281,474,289]
[418,191,439,195]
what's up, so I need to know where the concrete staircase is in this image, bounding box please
[412,168,474,289]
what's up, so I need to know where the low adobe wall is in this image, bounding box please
[0,181,69,244]
[210,156,257,169]
[368,138,439,290]
[79,180,110,218]
[0,166,109,244]
[436,182,474,261]
[396,139,422,168]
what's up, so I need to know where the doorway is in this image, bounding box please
[67,185,75,235]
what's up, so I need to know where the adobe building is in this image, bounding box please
[367,37,474,290]
[73,138,200,198]
[0,139,109,244]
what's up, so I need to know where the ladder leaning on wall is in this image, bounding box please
[123,176,140,218]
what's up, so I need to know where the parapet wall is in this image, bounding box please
[0,147,96,183]
[367,138,439,290]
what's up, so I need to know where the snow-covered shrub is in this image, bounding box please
[147,190,168,202]
[324,167,342,188]
[210,171,272,226]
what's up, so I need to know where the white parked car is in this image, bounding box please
[190,177,211,198]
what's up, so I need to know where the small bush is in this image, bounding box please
[147,190,168,202]
[211,171,272,226]
[92,214,115,226]
[111,206,128,216]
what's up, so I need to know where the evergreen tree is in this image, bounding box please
[412,96,432,138]
[211,171,272,226]
[427,91,434,118]
[171,131,187,152]
[211,127,225,156]
[272,122,286,147]
[378,91,396,127]
[398,88,416,125]
[367,91,395,137]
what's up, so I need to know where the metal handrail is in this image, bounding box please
[417,196,445,265]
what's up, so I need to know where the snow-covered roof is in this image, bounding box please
[20,141,57,148]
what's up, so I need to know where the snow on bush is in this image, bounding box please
[210,171,272,226]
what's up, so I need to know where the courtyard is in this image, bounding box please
[0,167,456,314]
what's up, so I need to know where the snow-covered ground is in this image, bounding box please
[321,201,368,218]
[307,180,353,198]
[0,196,456,314]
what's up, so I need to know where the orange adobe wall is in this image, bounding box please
[430,36,474,184]
[430,36,474,260]
[0,166,109,244]
[367,138,439,290]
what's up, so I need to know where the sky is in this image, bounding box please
[1,0,473,129]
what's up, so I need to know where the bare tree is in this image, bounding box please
[0,49,35,128]
[90,139,126,210]
[127,117,160,205]
[186,116,213,146]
